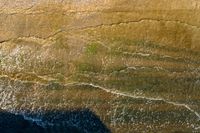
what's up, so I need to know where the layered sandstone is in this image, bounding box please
[0,0,200,132]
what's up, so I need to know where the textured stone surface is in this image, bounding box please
[0,0,200,132]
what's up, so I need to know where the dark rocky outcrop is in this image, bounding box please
[0,109,110,133]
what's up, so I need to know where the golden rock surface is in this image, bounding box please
[0,0,200,132]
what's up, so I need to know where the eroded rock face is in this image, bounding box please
[0,0,200,133]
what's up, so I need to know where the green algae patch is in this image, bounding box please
[85,42,100,55]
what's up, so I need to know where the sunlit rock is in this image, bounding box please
[0,0,200,132]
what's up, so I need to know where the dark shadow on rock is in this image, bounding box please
[172,131,191,133]
[0,109,111,133]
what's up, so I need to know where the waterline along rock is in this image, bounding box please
[0,0,200,132]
